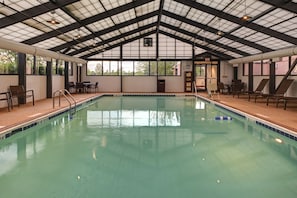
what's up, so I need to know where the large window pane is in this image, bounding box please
[166,61,181,76]
[87,61,103,75]
[275,57,289,75]
[158,61,165,75]
[262,60,270,75]
[36,56,46,75]
[103,61,119,75]
[150,61,157,75]
[253,61,261,75]
[0,49,18,74]
[122,61,133,75]
[135,61,149,76]
[26,54,34,74]
[57,60,64,75]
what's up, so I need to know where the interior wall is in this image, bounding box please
[27,76,47,101]
[220,61,233,85]
[52,76,65,94]
[0,75,18,109]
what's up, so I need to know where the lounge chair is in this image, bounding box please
[87,82,99,93]
[9,85,34,108]
[248,79,269,101]
[266,79,294,106]
[253,79,294,105]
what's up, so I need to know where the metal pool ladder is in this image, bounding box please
[53,89,77,115]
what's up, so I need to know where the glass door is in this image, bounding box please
[194,61,218,91]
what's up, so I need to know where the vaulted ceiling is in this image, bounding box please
[0,0,296,60]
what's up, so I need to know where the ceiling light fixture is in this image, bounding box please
[216,18,224,36]
[46,11,60,25]
[241,0,252,21]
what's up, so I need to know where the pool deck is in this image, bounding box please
[0,92,297,136]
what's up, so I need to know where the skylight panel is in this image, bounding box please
[254,9,295,28]
[208,18,239,33]
[202,31,220,40]
[2,0,44,12]
[87,18,114,32]
[237,46,261,55]
[32,37,66,49]
[124,33,140,40]
[66,0,105,20]
[161,16,182,27]
[135,0,160,16]
[180,23,201,33]
[0,22,44,42]
[175,33,193,41]
[100,0,133,11]
[186,9,213,25]
[100,30,121,40]
[224,51,242,58]
[138,16,158,26]
[139,27,156,34]
[225,0,271,18]
[256,37,293,50]
[231,27,256,38]
[119,23,138,33]
[111,9,136,24]
[66,27,91,40]
[0,5,17,16]
[245,32,269,42]
[164,0,191,16]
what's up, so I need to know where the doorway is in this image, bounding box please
[194,60,218,91]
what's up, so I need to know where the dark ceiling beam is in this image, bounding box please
[69,23,157,56]
[160,22,250,57]
[50,10,159,52]
[82,30,157,59]
[159,30,233,60]
[0,0,79,29]
[23,0,154,45]
[163,10,272,53]
[175,0,297,45]
[258,0,297,14]
[156,0,165,33]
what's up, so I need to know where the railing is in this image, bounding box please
[193,81,198,96]
[53,89,77,115]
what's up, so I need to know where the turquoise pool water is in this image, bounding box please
[1,96,297,198]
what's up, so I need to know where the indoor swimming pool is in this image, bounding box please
[0,96,297,198]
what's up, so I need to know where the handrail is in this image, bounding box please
[53,89,77,115]
[193,81,198,96]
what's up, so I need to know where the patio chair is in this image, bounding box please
[217,82,229,94]
[0,91,12,111]
[248,79,269,101]
[9,85,34,108]
[87,82,99,93]
[207,83,220,100]
[231,80,245,98]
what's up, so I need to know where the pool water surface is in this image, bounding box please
[0,96,297,198]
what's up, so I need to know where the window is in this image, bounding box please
[262,60,270,75]
[150,61,157,76]
[69,62,73,76]
[86,60,182,76]
[143,38,153,47]
[275,57,289,75]
[122,61,133,75]
[253,61,261,75]
[36,56,47,75]
[0,49,18,74]
[134,61,149,75]
[26,54,34,74]
[103,61,119,75]
[57,60,64,75]
[87,61,103,75]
